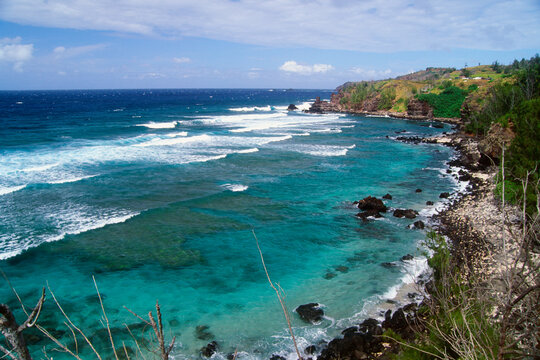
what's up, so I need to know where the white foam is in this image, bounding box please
[165,131,189,138]
[46,212,138,244]
[48,174,97,184]
[0,185,26,196]
[136,121,178,129]
[21,163,59,172]
[16,101,23,105]
[236,148,259,154]
[135,134,210,147]
[229,105,273,112]
[0,209,139,260]
[283,144,354,157]
[222,183,249,192]
[312,128,342,134]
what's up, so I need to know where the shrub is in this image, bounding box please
[378,87,396,110]
[417,86,468,118]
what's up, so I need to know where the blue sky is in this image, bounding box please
[1,0,539,90]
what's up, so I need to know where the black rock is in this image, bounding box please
[201,341,218,358]
[413,220,425,229]
[296,303,324,323]
[270,355,286,360]
[381,262,398,268]
[432,122,444,128]
[459,173,471,181]
[446,169,452,174]
[426,201,434,205]
[415,188,422,193]
[384,309,392,323]
[401,254,414,261]
[382,308,407,331]
[393,209,418,219]
[324,272,337,280]
[403,303,418,313]
[287,104,298,111]
[196,325,214,341]
[356,196,387,212]
[439,192,450,198]
[356,209,384,221]
[305,345,317,355]
[382,193,393,200]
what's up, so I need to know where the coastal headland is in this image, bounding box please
[293,59,539,359]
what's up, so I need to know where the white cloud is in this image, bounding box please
[0,37,34,72]
[173,57,191,63]
[350,67,392,80]
[1,1,538,52]
[53,44,106,58]
[279,61,334,75]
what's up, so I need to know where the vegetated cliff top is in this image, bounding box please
[394,67,456,81]
[328,64,519,119]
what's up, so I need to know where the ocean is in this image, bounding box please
[0,89,458,359]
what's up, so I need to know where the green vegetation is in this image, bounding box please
[378,87,396,110]
[416,86,469,118]
[464,55,540,214]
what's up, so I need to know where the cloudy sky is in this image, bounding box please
[1,0,539,90]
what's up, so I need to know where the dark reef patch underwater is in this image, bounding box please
[0,89,458,358]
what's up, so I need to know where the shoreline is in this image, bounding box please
[301,116,509,360]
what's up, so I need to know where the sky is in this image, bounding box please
[0,0,539,90]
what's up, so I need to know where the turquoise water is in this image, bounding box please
[0,89,456,359]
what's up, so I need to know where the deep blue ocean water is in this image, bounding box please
[0,89,458,359]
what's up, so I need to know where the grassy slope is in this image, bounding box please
[335,65,512,118]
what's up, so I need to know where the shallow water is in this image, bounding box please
[0,89,457,359]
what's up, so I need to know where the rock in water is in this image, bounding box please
[382,193,393,200]
[201,341,218,358]
[393,209,418,219]
[296,303,324,323]
[356,196,387,212]
[440,192,450,198]
[287,104,298,111]
[413,220,425,229]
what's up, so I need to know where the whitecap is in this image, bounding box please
[135,134,210,147]
[21,163,59,172]
[236,148,259,154]
[229,105,273,112]
[136,121,178,129]
[48,174,97,184]
[0,185,27,196]
[222,183,249,192]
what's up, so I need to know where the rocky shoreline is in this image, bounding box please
[199,115,518,360]
[282,119,512,360]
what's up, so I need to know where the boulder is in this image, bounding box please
[415,188,422,193]
[356,209,383,221]
[413,220,425,229]
[426,201,434,205]
[201,341,218,358]
[287,104,298,111]
[401,254,414,261]
[269,355,285,360]
[296,303,324,323]
[304,345,317,355]
[393,209,418,219]
[318,319,383,360]
[439,192,450,199]
[356,196,387,212]
[382,193,392,200]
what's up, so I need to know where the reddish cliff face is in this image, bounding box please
[407,98,433,118]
